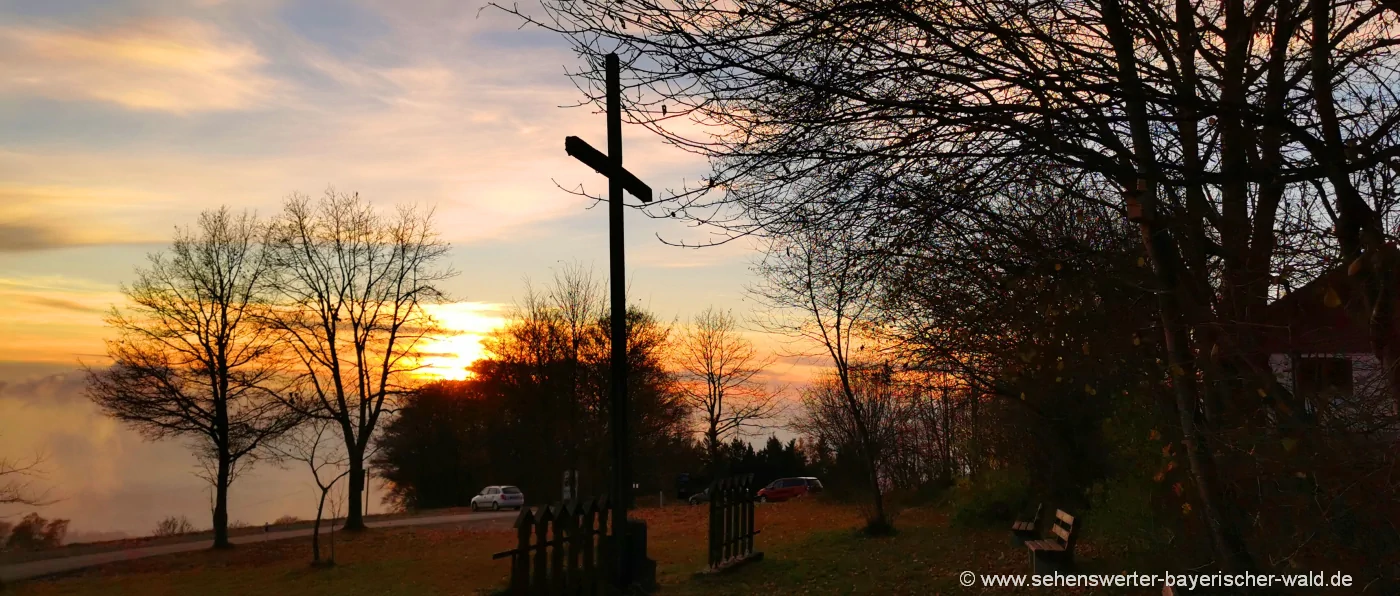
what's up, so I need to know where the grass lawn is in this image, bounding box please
[8,499,1155,595]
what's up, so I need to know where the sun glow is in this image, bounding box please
[415,302,508,380]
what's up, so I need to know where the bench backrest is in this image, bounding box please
[1050,509,1078,551]
[1029,502,1044,525]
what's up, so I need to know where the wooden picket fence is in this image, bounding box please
[707,474,762,569]
[492,497,616,595]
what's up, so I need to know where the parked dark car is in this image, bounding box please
[688,487,711,505]
[756,477,823,502]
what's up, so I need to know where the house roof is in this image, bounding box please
[1257,266,1373,354]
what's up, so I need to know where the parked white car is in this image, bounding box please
[471,485,525,511]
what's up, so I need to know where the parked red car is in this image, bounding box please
[756,477,823,502]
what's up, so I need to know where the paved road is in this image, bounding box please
[0,511,518,583]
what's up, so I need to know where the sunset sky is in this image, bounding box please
[0,0,810,538]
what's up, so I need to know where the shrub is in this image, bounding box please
[152,515,196,537]
[1089,397,1180,556]
[228,519,251,530]
[1087,477,1171,555]
[273,515,300,525]
[5,513,68,550]
[949,467,1032,527]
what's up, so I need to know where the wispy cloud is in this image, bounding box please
[0,222,68,252]
[0,18,274,112]
[0,183,175,250]
[23,295,106,315]
[0,276,122,364]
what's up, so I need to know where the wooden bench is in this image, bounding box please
[1010,502,1042,545]
[1026,509,1078,574]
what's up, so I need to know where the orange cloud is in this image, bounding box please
[0,276,120,364]
[0,184,173,250]
[0,19,273,112]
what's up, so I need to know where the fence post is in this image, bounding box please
[735,476,745,556]
[744,474,756,556]
[533,505,553,595]
[706,482,717,567]
[581,498,597,596]
[727,477,739,562]
[736,474,746,559]
[563,501,581,594]
[733,476,742,559]
[597,496,612,594]
[550,503,567,595]
[512,508,535,594]
[703,474,763,572]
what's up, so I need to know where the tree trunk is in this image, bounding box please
[866,445,887,525]
[212,454,232,549]
[852,410,887,528]
[1102,0,1256,573]
[706,425,720,479]
[344,454,366,531]
[312,490,326,564]
[938,388,953,486]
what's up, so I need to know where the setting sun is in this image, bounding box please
[416,302,509,380]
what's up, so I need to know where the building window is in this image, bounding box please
[1295,356,1353,413]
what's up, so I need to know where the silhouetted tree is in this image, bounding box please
[374,272,695,509]
[86,207,299,549]
[269,419,348,565]
[675,306,781,474]
[264,190,454,531]
[372,380,492,510]
[502,0,1400,576]
[756,225,892,529]
[5,512,68,550]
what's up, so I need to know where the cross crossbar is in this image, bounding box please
[565,135,653,203]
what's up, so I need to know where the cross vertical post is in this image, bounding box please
[563,51,656,592]
[605,51,632,590]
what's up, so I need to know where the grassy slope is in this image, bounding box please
[0,508,479,566]
[10,500,1151,595]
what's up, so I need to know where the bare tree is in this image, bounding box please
[0,443,52,507]
[754,226,892,530]
[548,262,605,498]
[675,306,781,473]
[794,364,901,513]
[86,207,299,549]
[265,189,454,531]
[497,0,1400,573]
[326,483,346,565]
[269,420,348,566]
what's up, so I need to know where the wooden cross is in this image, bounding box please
[564,52,654,590]
[565,136,652,204]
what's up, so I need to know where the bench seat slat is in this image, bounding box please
[1026,539,1065,552]
[1012,521,1034,531]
